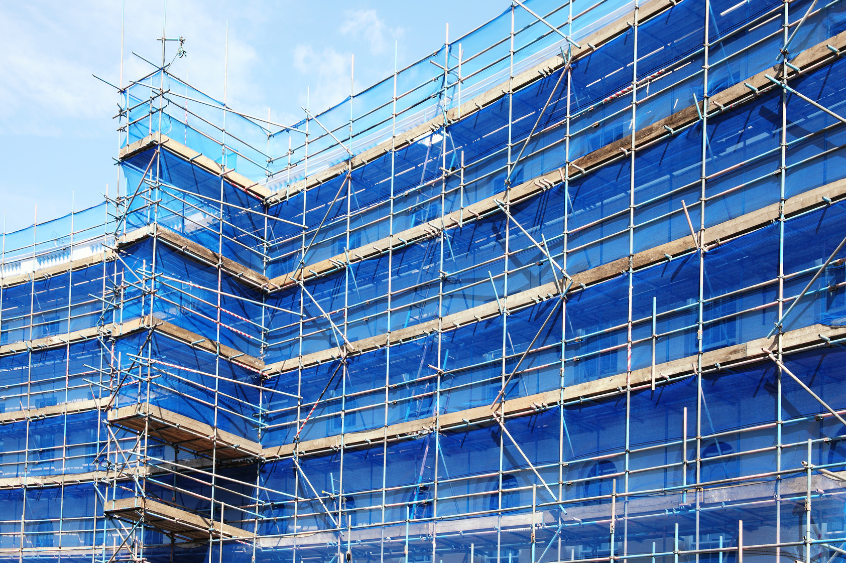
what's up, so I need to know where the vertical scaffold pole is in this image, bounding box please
[806,439,812,563]
[558,3,574,559]
[531,483,537,563]
[432,21,450,562]
[405,504,410,563]
[775,2,790,561]
[21,204,37,563]
[624,2,640,557]
[697,1,712,560]
[498,7,517,561]
[337,51,354,544]
[57,194,75,556]
[380,39,399,559]
[292,86,310,553]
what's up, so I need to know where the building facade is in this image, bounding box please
[2,0,846,561]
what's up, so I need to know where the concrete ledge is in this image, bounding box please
[106,496,254,540]
[0,314,265,372]
[264,177,846,376]
[0,398,102,426]
[118,133,270,200]
[263,323,846,459]
[0,324,108,357]
[117,223,272,290]
[0,455,242,490]
[0,250,115,289]
[146,314,265,371]
[266,29,846,292]
[109,403,262,460]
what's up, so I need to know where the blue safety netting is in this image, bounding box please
[0,260,109,345]
[261,196,846,452]
[0,337,107,415]
[259,52,846,370]
[253,338,846,546]
[0,417,111,487]
[112,330,261,441]
[9,0,846,560]
[119,238,264,357]
[121,148,266,272]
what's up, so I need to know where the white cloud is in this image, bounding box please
[0,1,116,135]
[340,9,403,55]
[292,9,405,116]
[293,44,352,114]
[0,0,276,137]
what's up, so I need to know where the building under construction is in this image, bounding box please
[3,0,846,561]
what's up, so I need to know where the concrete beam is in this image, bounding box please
[0,314,265,373]
[106,496,254,540]
[118,132,271,200]
[265,29,846,293]
[117,223,272,291]
[0,398,102,426]
[109,403,262,460]
[264,176,846,376]
[0,455,243,490]
[263,323,846,460]
[0,324,108,357]
[0,219,266,302]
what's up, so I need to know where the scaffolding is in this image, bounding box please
[4,0,846,561]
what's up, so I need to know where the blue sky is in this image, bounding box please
[0,1,505,233]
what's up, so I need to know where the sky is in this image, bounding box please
[0,1,506,233]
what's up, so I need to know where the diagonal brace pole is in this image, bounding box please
[490,287,569,409]
[105,328,157,410]
[298,280,354,353]
[505,49,572,186]
[296,173,352,278]
[512,0,581,48]
[494,200,570,278]
[764,74,846,126]
[680,200,701,250]
[106,424,147,495]
[765,350,846,428]
[302,107,353,156]
[115,149,158,236]
[293,455,340,528]
[104,519,142,563]
[779,0,820,60]
[493,411,567,514]
[292,361,343,442]
[489,271,505,315]
[767,232,846,337]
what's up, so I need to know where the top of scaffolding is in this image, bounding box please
[120,0,635,194]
